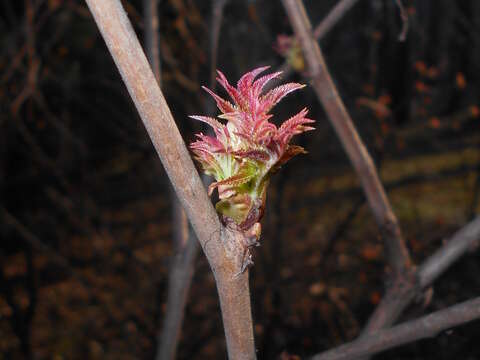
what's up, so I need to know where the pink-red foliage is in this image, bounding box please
[190,66,314,255]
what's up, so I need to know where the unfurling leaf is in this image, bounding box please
[190,66,314,267]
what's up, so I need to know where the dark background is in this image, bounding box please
[1,0,480,359]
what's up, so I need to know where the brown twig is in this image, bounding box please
[419,216,480,287]
[84,1,256,358]
[395,0,409,42]
[209,0,229,89]
[143,0,161,84]
[155,196,196,360]
[313,0,361,40]
[311,296,480,360]
[155,1,232,355]
[156,233,199,360]
[281,0,413,279]
[271,0,361,86]
[156,1,232,356]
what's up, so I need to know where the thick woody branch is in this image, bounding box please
[281,0,413,278]
[84,1,255,358]
[312,297,480,360]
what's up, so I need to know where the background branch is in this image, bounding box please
[312,296,480,360]
[143,0,161,84]
[394,0,409,42]
[141,1,199,358]
[156,232,199,360]
[313,0,361,40]
[209,0,229,90]
[281,0,413,279]
[273,0,362,83]
[418,216,480,287]
[154,0,229,358]
[362,216,480,335]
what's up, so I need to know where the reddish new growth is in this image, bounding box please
[190,66,314,271]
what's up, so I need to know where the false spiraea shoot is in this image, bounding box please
[190,66,314,272]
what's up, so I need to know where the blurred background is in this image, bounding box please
[1,0,480,359]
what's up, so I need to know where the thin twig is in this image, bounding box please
[271,0,361,86]
[395,0,409,42]
[84,1,256,358]
[143,0,161,84]
[281,0,413,279]
[142,0,198,358]
[419,216,480,287]
[156,233,199,360]
[360,216,480,350]
[313,0,361,39]
[155,200,196,360]
[209,0,229,89]
[311,296,480,360]
[150,0,229,357]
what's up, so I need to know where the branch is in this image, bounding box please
[311,297,480,360]
[142,1,199,358]
[156,199,197,360]
[84,1,256,358]
[281,0,413,278]
[143,0,161,84]
[273,0,361,84]
[394,0,409,42]
[203,0,229,116]
[418,216,480,288]
[313,0,361,40]
[362,216,480,334]
[156,233,199,360]
[209,0,228,89]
